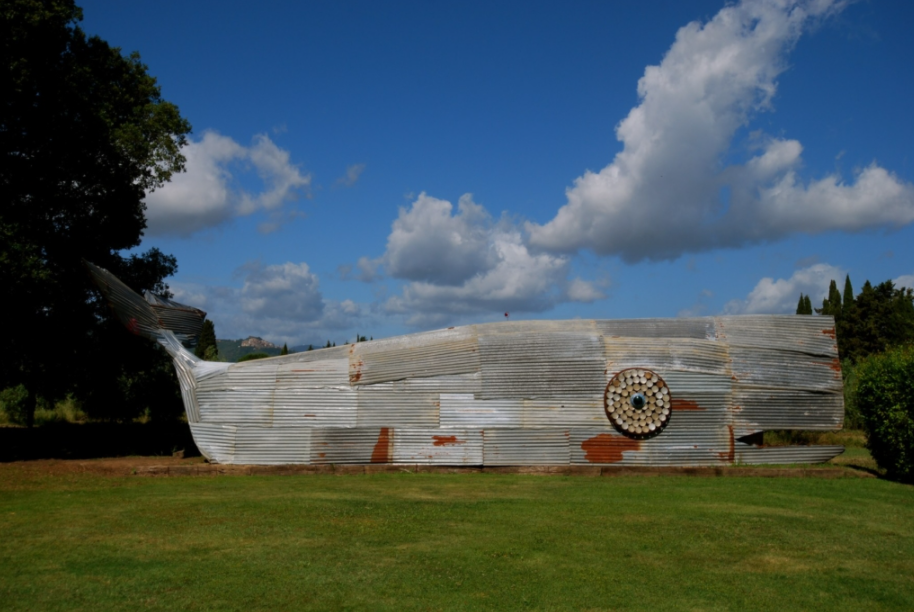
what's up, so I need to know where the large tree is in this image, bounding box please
[1,0,192,425]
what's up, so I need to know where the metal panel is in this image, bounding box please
[356,382,440,427]
[440,394,522,428]
[729,347,842,392]
[483,429,570,465]
[522,397,607,428]
[597,318,716,340]
[348,327,480,386]
[735,445,845,464]
[197,389,274,426]
[233,427,311,465]
[717,315,838,356]
[276,358,349,388]
[732,386,844,430]
[479,331,605,399]
[392,428,484,464]
[310,427,386,464]
[272,388,358,428]
[604,337,730,375]
[189,423,236,464]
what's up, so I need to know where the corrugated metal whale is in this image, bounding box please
[87,261,845,467]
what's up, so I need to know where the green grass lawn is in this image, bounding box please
[1,468,912,611]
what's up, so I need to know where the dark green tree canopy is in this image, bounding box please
[195,320,219,361]
[1,0,192,424]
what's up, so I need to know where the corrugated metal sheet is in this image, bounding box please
[234,427,311,465]
[604,337,730,375]
[310,427,385,464]
[348,327,480,385]
[356,382,440,427]
[483,429,570,465]
[87,264,850,469]
[732,386,845,430]
[272,388,358,428]
[479,331,605,399]
[189,423,236,463]
[522,397,606,428]
[735,445,845,464]
[392,428,484,464]
[717,315,838,356]
[597,318,716,340]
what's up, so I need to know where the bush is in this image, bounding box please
[0,385,30,425]
[841,359,865,430]
[237,352,270,362]
[854,345,914,482]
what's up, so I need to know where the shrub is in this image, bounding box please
[854,345,914,482]
[237,352,270,362]
[0,385,30,426]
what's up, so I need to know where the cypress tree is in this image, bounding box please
[843,275,854,311]
[804,295,812,315]
[281,343,289,356]
[195,320,218,360]
[796,294,806,315]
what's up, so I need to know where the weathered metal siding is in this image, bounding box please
[392,428,484,464]
[189,423,236,463]
[356,382,440,427]
[175,316,845,466]
[310,427,385,464]
[483,429,570,465]
[479,331,605,399]
[348,327,480,385]
[234,427,311,465]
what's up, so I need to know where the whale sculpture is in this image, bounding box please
[86,261,845,466]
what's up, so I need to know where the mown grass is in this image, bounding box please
[1,468,912,611]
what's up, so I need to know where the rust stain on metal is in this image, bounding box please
[812,357,842,376]
[581,434,640,463]
[303,414,316,418]
[821,328,836,339]
[318,452,326,458]
[432,435,465,447]
[349,358,364,383]
[718,425,735,462]
[671,399,704,411]
[371,427,391,463]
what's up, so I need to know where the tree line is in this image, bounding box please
[796,275,914,363]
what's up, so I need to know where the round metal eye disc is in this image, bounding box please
[605,368,672,440]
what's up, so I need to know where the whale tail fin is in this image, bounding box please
[84,260,207,347]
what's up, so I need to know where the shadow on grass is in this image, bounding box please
[0,422,199,462]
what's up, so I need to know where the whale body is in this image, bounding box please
[87,261,845,466]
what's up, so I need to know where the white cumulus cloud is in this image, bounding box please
[527,0,914,262]
[144,131,311,236]
[723,263,845,314]
[893,274,914,291]
[376,193,604,327]
[169,261,368,347]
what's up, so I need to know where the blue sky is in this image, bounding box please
[79,0,914,347]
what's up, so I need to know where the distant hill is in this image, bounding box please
[217,337,283,362]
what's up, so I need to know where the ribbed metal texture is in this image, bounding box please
[392,428,484,464]
[86,266,848,469]
[479,332,605,399]
[234,427,311,465]
[189,423,236,463]
[179,316,845,466]
[349,327,479,385]
[310,427,384,464]
[483,429,570,465]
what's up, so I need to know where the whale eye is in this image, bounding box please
[605,368,672,440]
